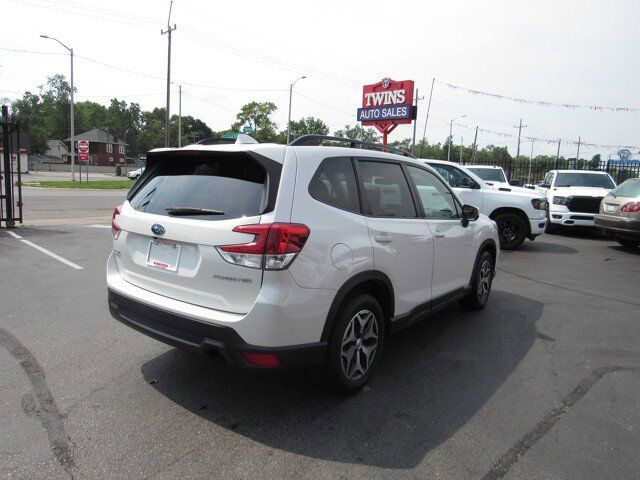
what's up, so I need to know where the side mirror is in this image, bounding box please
[459,176,479,189]
[538,182,550,189]
[461,204,479,227]
[510,179,521,186]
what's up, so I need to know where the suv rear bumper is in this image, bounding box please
[108,289,327,368]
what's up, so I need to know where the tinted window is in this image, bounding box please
[468,167,506,183]
[130,154,269,220]
[428,163,477,188]
[612,178,640,198]
[408,166,459,219]
[554,172,615,189]
[357,161,417,218]
[308,157,360,212]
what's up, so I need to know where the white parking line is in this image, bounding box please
[84,225,111,229]
[6,231,84,270]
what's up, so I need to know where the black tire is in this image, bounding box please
[323,294,385,394]
[615,236,640,248]
[494,213,528,250]
[460,250,495,310]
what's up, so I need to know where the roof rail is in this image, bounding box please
[288,135,414,158]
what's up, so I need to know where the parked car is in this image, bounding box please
[595,177,640,248]
[465,165,511,188]
[421,159,547,250]
[535,170,616,233]
[107,136,499,392]
[127,167,145,180]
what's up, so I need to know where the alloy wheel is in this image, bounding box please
[340,309,379,380]
[477,259,492,302]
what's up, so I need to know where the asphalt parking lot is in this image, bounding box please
[1,224,639,479]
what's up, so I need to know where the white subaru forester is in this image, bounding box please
[107,135,499,392]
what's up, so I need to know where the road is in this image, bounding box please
[18,187,127,225]
[0,225,638,479]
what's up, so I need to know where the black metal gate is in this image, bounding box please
[1,105,23,228]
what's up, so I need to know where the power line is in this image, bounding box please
[0,47,65,56]
[293,92,355,117]
[182,92,236,113]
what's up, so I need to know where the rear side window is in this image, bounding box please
[357,160,417,218]
[130,154,271,221]
[613,178,640,197]
[308,157,360,212]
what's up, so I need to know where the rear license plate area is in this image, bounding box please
[146,239,181,272]
[604,204,616,213]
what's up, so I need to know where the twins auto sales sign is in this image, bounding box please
[357,78,415,134]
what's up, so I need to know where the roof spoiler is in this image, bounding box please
[197,134,258,145]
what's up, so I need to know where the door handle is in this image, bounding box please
[434,231,445,239]
[374,234,393,244]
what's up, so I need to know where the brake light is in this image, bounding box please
[620,202,640,213]
[111,205,122,239]
[216,223,310,270]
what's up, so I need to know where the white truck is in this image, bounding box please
[535,169,616,233]
[422,159,548,249]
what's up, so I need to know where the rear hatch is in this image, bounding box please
[114,149,282,314]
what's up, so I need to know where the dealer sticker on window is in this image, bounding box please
[146,239,180,272]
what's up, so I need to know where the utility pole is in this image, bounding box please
[555,139,561,170]
[471,126,478,162]
[178,84,182,147]
[161,1,177,148]
[512,118,526,183]
[447,115,465,162]
[576,136,581,163]
[513,118,527,161]
[40,35,75,181]
[528,139,535,182]
[419,78,435,157]
[459,136,463,164]
[410,88,424,154]
[287,76,306,144]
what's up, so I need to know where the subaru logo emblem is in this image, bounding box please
[151,224,166,236]
[381,77,391,88]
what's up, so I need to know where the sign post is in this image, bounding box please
[77,140,89,183]
[357,78,416,147]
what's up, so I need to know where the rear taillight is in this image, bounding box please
[216,223,310,270]
[620,202,640,213]
[111,205,122,239]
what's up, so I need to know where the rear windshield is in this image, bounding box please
[554,172,614,189]
[130,154,270,220]
[467,167,506,183]
[612,178,640,198]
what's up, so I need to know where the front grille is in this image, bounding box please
[565,196,602,214]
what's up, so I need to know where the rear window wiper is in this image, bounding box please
[165,207,225,216]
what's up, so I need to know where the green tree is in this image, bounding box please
[333,124,379,142]
[11,91,48,153]
[278,116,329,143]
[231,101,278,142]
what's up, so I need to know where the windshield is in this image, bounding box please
[554,172,614,189]
[467,167,506,183]
[612,178,640,198]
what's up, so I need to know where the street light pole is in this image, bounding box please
[287,76,306,144]
[447,115,465,162]
[40,34,75,181]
